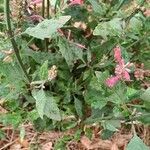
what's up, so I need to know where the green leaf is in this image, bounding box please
[126,87,138,100]
[126,134,149,150]
[58,37,84,68]
[0,113,22,128]
[0,129,6,140]
[102,120,121,132]
[140,88,150,102]
[24,16,71,39]
[32,89,61,121]
[101,129,114,140]
[128,16,143,32]
[138,114,150,124]
[95,71,109,85]
[87,0,107,15]
[74,97,83,118]
[39,60,48,80]
[93,18,125,39]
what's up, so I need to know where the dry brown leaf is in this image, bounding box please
[111,143,119,150]
[0,105,7,114]
[29,44,39,51]
[81,136,112,150]
[3,56,13,63]
[80,136,92,149]
[18,139,29,148]
[114,134,132,148]
[144,10,150,17]
[42,142,53,150]
[73,21,87,30]
[9,143,22,150]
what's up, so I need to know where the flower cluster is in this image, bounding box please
[106,46,133,88]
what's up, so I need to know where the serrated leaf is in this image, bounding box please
[126,134,149,150]
[32,89,61,121]
[24,16,71,39]
[93,18,125,39]
[140,88,150,102]
[58,37,84,68]
[74,97,83,118]
[39,60,48,80]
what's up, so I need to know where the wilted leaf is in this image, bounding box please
[24,16,71,39]
[32,89,61,121]
[42,142,52,150]
[111,143,119,150]
[126,134,149,150]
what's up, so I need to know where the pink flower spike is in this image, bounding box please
[69,0,84,5]
[105,76,119,88]
[114,46,122,63]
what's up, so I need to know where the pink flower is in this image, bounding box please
[106,76,119,88]
[114,46,122,63]
[115,61,131,81]
[30,0,42,5]
[69,0,84,5]
[105,46,133,88]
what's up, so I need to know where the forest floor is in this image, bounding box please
[0,118,150,150]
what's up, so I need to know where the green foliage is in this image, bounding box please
[54,135,73,150]
[24,16,71,39]
[39,60,48,80]
[140,87,150,102]
[58,37,84,69]
[1,1,150,148]
[127,134,149,150]
[32,89,61,121]
[93,18,125,39]
[74,97,83,118]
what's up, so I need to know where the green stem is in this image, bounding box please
[44,39,49,52]
[4,0,31,83]
[47,0,50,19]
[42,0,45,18]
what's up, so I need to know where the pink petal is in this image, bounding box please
[123,70,130,81]
[74,43,85,49]
[114,46,122,63]
[105,76,119,88]
[144,9,150,17]
[69,0,83,5]
[30,0,42,5]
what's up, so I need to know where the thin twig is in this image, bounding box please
[0,139,18,150]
